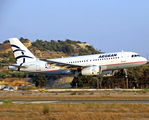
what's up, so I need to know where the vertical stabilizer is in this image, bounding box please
[9,38,36,64]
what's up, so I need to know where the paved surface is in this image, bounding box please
[31,89,142,92]
[1,100,149,104]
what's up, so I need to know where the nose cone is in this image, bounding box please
[142,57,147,64]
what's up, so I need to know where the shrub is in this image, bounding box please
[90,92,94,95]
[42,105,49,114]
[71,92,77,95]
[3,99,13,103]
[78,92,84,95]
[141,87,149,93]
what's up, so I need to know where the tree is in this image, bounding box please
[3,40,9,43]
[34,74,47,87]
[20,37,24,42]
[12,72,19,78]
[9,57,15,63]
[70,75,88,88]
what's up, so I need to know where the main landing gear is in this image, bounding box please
[124,69,128,89]
[74,71,88,83]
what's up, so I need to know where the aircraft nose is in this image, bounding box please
[145,58,147,63]
[142,57,147,64]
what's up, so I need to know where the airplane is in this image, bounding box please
[8,38,147,78]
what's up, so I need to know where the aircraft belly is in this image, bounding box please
[37,69,73,75]
[106,62,145,70]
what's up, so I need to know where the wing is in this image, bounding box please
[40,58,86,70]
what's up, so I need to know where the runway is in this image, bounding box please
[1,100,149,104]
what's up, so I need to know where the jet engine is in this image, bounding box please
[81,65,101,76]
[81,65,114,76]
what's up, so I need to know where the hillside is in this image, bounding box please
[0,37,101,61]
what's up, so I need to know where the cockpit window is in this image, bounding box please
[131,54,140,57]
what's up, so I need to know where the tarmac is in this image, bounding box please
[1,100,149,104]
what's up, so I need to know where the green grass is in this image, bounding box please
[141,88,149,93]
[3,99,13,103]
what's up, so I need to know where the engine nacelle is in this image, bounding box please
[81,65,101,76]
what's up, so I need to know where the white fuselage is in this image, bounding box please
[9,51,147,75]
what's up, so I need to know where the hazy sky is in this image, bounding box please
[0,0,149,58]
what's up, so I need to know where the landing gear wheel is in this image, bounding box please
[83,77,88,83]
[73,77,79,83]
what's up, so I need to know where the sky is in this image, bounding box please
[0,0,149,58]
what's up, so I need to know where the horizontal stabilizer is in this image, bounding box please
[8,64,27,68]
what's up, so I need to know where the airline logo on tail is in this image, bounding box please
[11,44,33,62]
[9,38,36,64]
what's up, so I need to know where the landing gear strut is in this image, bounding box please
[74,71,88,83]
[75,71,79,77]
[124,69,128,89]
[73,71,79,82]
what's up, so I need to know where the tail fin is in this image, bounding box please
[9,38,36,64]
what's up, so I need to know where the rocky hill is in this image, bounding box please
[0,37,101,60]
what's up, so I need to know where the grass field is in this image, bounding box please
[0,103,149,120]
[0,91,149,119]
[1,95,149,101]
[0,91,149,101]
